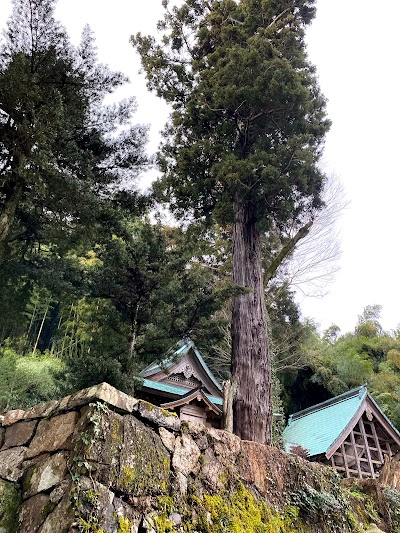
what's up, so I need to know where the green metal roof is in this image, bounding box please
[283,386,367,457]
[142,378,223,406]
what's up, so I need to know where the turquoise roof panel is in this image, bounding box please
[206,394,223,406]
[283,386,367,457]
[141,378,223,406]
[142,378,188,396]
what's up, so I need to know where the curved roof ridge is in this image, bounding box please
[192,343,223,392]
[160,386,222,415]
[141,378,223,406]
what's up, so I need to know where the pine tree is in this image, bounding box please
[133,0,330,443]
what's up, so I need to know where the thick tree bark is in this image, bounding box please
[0,183,23,264]
[231,201,272,445]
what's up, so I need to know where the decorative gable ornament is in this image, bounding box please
[138,339,223,427]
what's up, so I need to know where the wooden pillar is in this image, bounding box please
[359,416,375,478]
[350,429,362,478]
[386,441,392,457]
[370,420,384,463]
[341,443,350,477]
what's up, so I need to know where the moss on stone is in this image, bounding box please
[140,400,178,418]
[110,417,123,446]
[117,515,134,533]
[218,469,229,485]
[194,483,306,533]
[21,467,34,495]
[78,516,105,533]
[118,418,170,496]
[119,466,139,493]
[0,479,21,533]
[152,483,310,533]
[152,514,175,532]
[120,462,168,494]
[41,500,56,519]
[157,495,175,516]
[120,461,170,496]
[161,408,178,418]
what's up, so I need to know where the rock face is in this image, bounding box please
[1,420,37,450]
[172,434,200,476]
[0,479,21,532]
[0,447,27,482]
[25,411,79,458]
[22,452,68,498]
[118,415,170,496]
[0,382,399,533]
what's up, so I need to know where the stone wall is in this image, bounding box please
[0,383,398,532]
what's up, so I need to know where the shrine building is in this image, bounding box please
[283,385,400,479]
[138,339,223,428]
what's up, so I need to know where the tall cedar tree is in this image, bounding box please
[0,0,147,263]
[133,0,330,444]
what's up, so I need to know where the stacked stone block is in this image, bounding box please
[0,383,394,532]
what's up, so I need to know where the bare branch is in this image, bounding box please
[267,174,348,296]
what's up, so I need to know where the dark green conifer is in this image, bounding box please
[133,0,330,443]
[0,0,148,264]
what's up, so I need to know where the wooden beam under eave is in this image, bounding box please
[364,397,400,450]
[369,419,385,464]
[359,416,375,478]
[341,443,350,477]
[350,429,362,479]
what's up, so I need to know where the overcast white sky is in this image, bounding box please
[1,0,399,335]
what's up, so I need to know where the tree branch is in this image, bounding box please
[264,219,313,285]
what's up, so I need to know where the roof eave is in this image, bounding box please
[161,387,222,416]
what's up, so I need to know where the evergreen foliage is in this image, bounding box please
[59,220,233,394]
[0,0,148,264]
[133,0,330,443]
[282,306,400,430]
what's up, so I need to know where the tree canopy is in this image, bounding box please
[0,0,148,264]
[133,0,330,443]
[3,0,398,458]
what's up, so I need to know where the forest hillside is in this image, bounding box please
[1,0,400,446]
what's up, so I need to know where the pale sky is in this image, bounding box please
[1,0,399,336]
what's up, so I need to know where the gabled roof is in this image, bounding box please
[141,378,223,406]
[283,385,400,458]
[140,339,222,395]
[160,387,222,416]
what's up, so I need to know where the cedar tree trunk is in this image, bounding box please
[231,201,272,444]
[0,183,23,264]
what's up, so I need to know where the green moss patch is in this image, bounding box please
[151,483,309,533]
[195,484,308,533]
[118,416,170,496]
[0,480,21,533]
